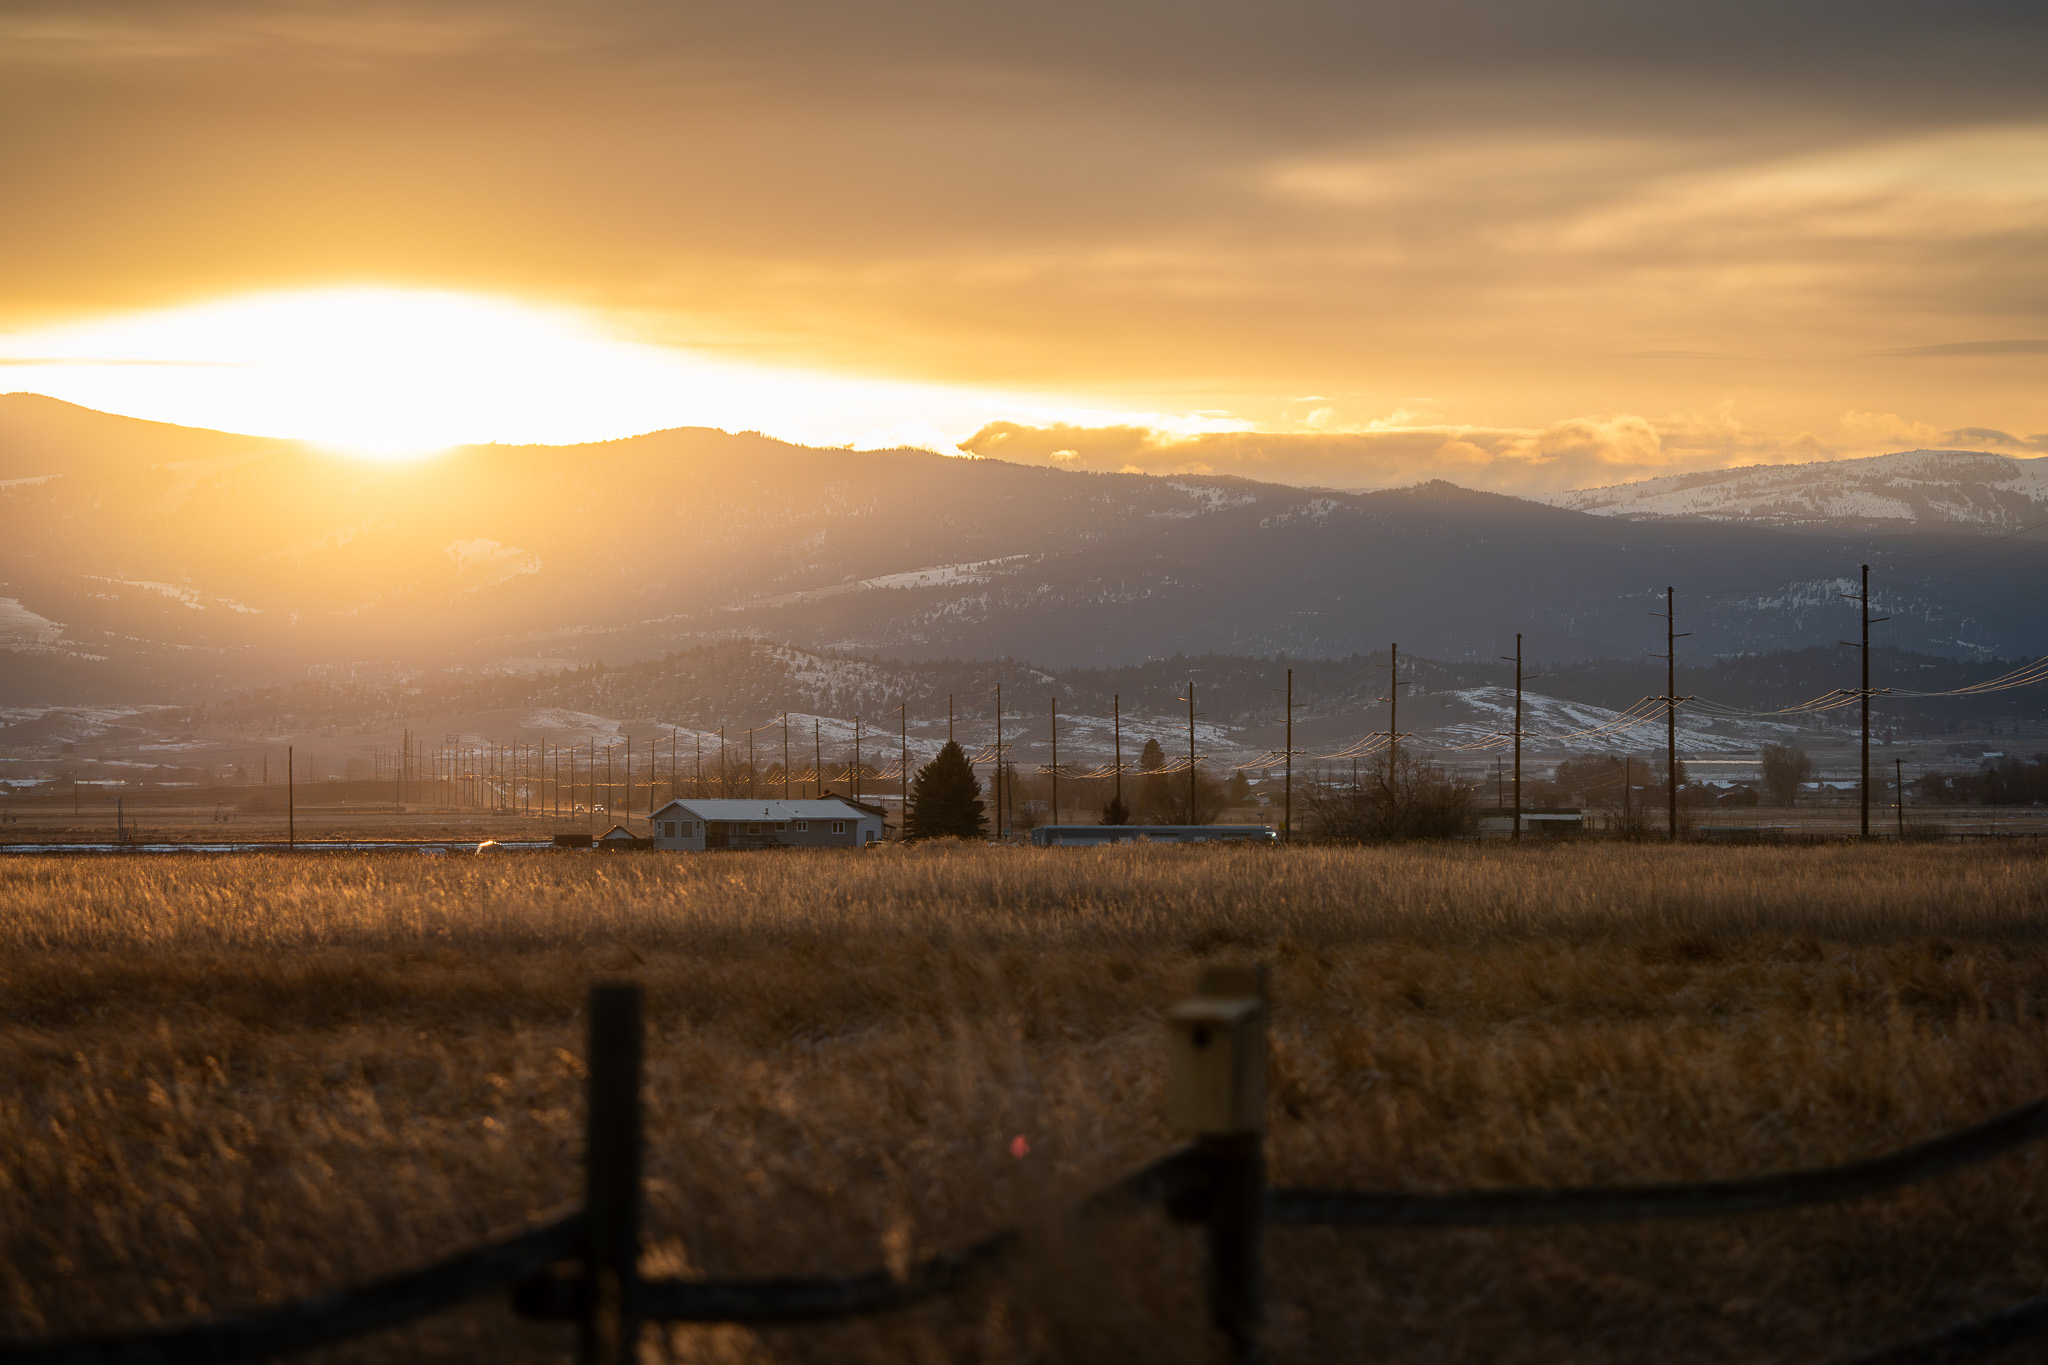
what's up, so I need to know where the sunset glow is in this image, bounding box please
[0,1,2042,487]
[0,288,1250,460]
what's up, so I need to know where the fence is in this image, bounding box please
[9,970,2048,1364]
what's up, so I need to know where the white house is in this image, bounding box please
[646,797,886,851]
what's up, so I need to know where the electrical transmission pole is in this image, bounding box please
[1655,587,1691,842]
[1048,696,1059,825]
[1895,756,1906,840]
[814,719,822,799]
[1840,564,1889,839]
[899,701,908,836]
[1498,636,1523,842]
[1183,679,1198,822]
[1113,693,1123,807]
[994,682,1004,839]
[784,713,792,802]
[1387,644,1399,776]
[1284,668,1293,842]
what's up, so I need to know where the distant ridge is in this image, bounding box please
[1543,449,2048,531]
[4,396,2047,703]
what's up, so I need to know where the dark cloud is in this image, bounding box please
[1946,427,2048,453]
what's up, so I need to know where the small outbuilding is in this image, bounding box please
[1477,808,1584,837]
[1028,824,1277,847]
[596,824,651,851]
[646,797,885,851]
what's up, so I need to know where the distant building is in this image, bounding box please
[596,824,650,850]
[646,797,885,851]
[1477,808,1584,837]
[1028,824,1277,847]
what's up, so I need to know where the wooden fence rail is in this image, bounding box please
[9,970,2048,1364]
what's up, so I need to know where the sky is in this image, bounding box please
[1,0,2044,491]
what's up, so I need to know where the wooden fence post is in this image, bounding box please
[583,982,643,1365]
[1169,965,1269,1365]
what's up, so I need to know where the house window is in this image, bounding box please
[685,822,695,836]
[831,820,845,834]
[774,822,787,831]
[747,823,760,834]
[795,821,809,832]
[662,821,676,839]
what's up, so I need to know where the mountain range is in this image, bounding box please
[1544,449,2048,530]
[3,395,2044,703]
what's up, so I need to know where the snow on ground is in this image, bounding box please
[1430,687,1806,756]
[857,556,1032,592]
[0,598,63,646]
[1544,449,2048,527]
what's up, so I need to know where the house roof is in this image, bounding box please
[651,797,876,821]
[596,824,639,841]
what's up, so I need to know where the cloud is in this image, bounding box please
[960,410,1854,495]
[1839,410,1947,447]
[0,0,2043,460]
[1875,340,2048,357]
[1944,427,2048,453]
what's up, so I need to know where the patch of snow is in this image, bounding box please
[0,597,63,647]
[446,538,542,593]
[1543,449,2048,528]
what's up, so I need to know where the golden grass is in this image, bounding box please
[6,842,2048,1363]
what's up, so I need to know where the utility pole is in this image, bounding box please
[1895,756,1906,840]
[854,718,863,802]
[784,713,792,802]
[814,720,823,799]
[1862,566,1872,839]
[1049,696,1059,825]
[994,682,1004,840]
[1387,644,1399,776]
[588,738,595,827]
[1271,671,1295,841]
[1112,693,1123,808]
[1841,564,1888,839]
[694,732,702,799]
[948,694,954,745]
[1181,679,1198,822]
[287,745,295,848]
[719,726,726,797]
[898,702,908,836]
[1285,668,1293,842]
[1656,587,1692,843]
[746,727,755,799]
[1498,636,1523,843]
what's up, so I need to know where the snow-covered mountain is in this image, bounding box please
[1545,450,2048,530]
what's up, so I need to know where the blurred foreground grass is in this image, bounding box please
[5,842,2048,1363]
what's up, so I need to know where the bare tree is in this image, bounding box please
[1305,750,1476,841]
[1761,743,1815,806]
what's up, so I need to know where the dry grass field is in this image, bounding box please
[6,843,2048,1363]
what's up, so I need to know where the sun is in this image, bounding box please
[0,288,695,459]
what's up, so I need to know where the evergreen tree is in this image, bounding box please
[1100,793,1131,825]
[905,741,988,840]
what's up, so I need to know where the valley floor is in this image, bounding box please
[5,844,2048,1362]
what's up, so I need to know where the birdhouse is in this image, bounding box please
[1166,992,1268,1135]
